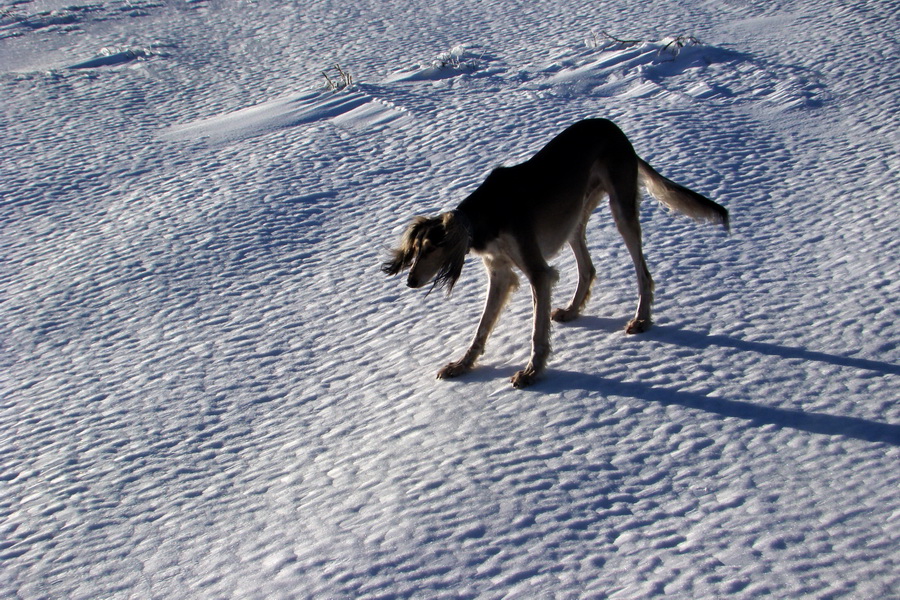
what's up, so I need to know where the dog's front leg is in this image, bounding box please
[511,266,557,388]
[437,260,517,380]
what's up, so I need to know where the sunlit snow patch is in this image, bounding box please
[160,90,410,143]
[535,37,730,99]
[533,36,824,110]
[385,44,502,83]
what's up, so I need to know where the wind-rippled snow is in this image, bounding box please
[2,0,898,598]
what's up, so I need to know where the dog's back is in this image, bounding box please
[457,119,639,255]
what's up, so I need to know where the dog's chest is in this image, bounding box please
[475,233,527,270]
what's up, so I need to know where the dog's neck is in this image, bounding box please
[449,209,475,249]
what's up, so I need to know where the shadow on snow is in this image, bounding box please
[647,324,900,377]
[535,324,899,446]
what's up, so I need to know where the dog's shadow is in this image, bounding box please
[556,314,629,334]
[535,323,900,446]
[643,324,900,376]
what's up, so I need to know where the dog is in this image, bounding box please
[383,118,728,388]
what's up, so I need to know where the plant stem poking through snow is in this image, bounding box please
[586,30,644,50]
[431,45,484,72]
[323,64,354,91]
[659,35,702,57]
[585,31,702,57]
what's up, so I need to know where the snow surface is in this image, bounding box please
[2,0,899,598]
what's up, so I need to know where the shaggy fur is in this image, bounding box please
[383,118,728,388]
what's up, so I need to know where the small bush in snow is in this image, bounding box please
[658,35,702,56]
[431,45,483,72]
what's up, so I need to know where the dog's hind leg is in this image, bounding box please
[552,223,596,323]
[437,258,518,380]
[609,174,654,334]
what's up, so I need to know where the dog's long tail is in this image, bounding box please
[638,158,729,231]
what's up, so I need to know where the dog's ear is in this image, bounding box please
[432,212,470,294]
[381,217,427,275]
[381,248,409,276]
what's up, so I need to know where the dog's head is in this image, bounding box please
[382,212,470,293]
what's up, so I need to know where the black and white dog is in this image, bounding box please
[384,119,728,388]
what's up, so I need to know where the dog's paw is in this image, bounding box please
[437,361,471,380]
[625,318,651,334]
[510,368,539,388]
[551,307,579,322]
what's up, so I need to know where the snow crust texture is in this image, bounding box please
[2,0,899,598]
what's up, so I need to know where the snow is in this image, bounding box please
[160,90,410,143]
[1,0,898,598]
